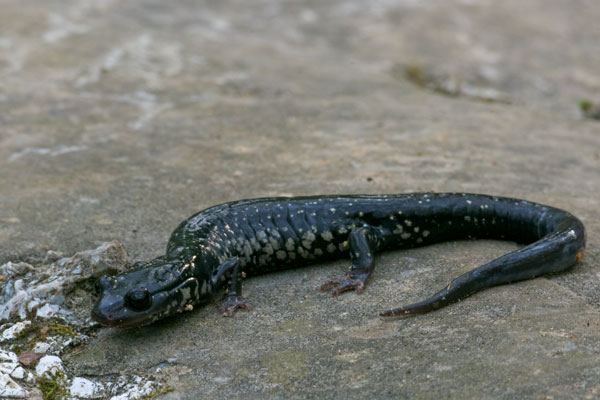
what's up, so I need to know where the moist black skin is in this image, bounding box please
[92,193,586,327]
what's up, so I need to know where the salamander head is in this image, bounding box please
[91,257,212,328]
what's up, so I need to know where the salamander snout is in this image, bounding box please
[124,287,152,311]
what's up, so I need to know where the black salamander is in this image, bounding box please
[92,193,585,328]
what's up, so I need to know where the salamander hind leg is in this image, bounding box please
[215,257,253,317]
[321,227,380,296]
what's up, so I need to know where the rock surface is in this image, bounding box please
[1,0,599,398]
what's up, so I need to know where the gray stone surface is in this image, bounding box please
[1,0,599,398]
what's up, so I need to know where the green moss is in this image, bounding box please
[48,321,76,337]
[579,98,594,111]
[37,369,68,400]
[9,318,78,353]
[404,64,428,88]
[14,323,39,340]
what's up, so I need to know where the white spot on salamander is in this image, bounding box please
[243,242,252,257]
[285,238,295,251]
[276,250,287,260]
[321,231,333,241]
[263,244,274,255]
[302,232,316,249]
[303,231,316,241]
[297,247,308,258]
[269,237,280,250]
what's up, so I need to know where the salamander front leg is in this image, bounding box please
[214,257,253,317]
[321,227,379,296]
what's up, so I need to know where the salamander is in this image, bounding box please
[91,193,586,328]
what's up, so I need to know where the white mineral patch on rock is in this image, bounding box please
[57,241,130,279]
[35,355,64,377]
[0,358,18,375]
[0,261,34,277]
[0,279,30,320]
[0,241,129,323]
[32,341,51,353]
[110,379,154,400]
[1,321,31,341]
[0,373,26,398]
[10,366,25,379]
[36,303,61,319]
[0,349,18,363]
[0,349,25,397]
[70,377,105,399]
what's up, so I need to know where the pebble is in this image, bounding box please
[69,377,104,399]
[18,350,45,366]
[0,373,26,398]
[32,341,51,353]
[35,355,64,377]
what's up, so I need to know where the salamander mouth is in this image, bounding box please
[92,277,200,328]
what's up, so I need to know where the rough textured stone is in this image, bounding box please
[1,0,599,398]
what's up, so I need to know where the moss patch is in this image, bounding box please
[37,369,68,400]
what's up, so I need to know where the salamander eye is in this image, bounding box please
[125,288,152,311]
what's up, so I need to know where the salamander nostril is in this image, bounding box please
[125,287,152,311]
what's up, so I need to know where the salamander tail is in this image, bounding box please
[379,289,450,318]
